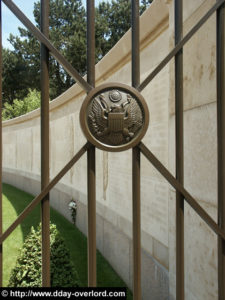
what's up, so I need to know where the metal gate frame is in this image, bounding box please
[0,0,224,299]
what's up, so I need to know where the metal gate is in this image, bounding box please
[0,0,225,299]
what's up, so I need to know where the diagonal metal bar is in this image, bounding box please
[2,0,92,93]
[138,0,225,92]
[0,143,90,244]
[138,142,225,241]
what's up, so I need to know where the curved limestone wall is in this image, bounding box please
[2,1,218,299]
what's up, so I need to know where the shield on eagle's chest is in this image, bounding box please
[108,113,124,132]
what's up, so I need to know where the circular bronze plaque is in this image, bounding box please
[80,83,149,152]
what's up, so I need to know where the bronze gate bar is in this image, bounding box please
[131,1,141,299]
[0,0,2,287]
[40,0,50,287]
[86,0,96,287]
[132,146,141,300]
[217,0,225,299]
[174,0,184,299]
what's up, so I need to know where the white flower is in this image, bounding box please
[69,201,77,210]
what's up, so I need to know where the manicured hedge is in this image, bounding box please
[8,223,79,287]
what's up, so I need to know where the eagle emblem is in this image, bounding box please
[88,90,143,146]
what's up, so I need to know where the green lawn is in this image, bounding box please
[2,183,132,299]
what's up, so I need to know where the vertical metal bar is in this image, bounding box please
[87,0,96,287]
[132,0,140,88]
[0,0,2,288]
[87,0,95,88]
[87,145,96,287]
[217,1,225,299]
[175,0,184,299]
[132,147,141,300]
[132,1,141,299]
[41,0,50,287]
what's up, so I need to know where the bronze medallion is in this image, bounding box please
[80,83,149,152]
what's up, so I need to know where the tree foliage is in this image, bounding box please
[8,0,86,101]
[2,89,40,120]
[96,0,153,60]
[2,48,38,105]
[3,0,153,113]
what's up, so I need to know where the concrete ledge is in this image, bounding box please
[3,168,169,300]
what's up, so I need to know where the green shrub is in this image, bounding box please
[8,223,79,287]
[2,89,41,120]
